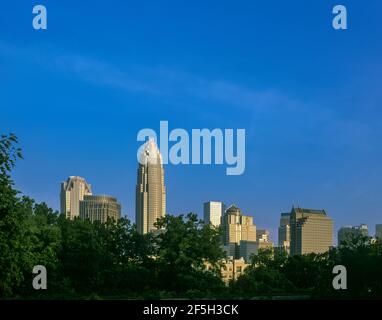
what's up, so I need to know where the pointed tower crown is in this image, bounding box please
[139,138,163,165]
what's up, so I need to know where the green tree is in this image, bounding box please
[153,213,226,296]
[314,236,382,299]
[231,248,294,298]
[0,134,31,297]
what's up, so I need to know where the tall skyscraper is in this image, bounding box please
[338,224,369,245]
[221,205,257,258]
[278,212,291,254]
[135,138,166,234]
[80,195,121,223]
[60,176,92,219]
[290,207,333,255]
[376,224,382,239]
[203,201,225,227]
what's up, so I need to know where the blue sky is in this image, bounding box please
[1,1,382,243]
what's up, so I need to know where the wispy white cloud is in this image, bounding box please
[52,53,295,113]
[1,39,375,151]
[0,39,298,114]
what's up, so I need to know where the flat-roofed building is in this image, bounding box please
[338,224,369,245]
[290,207,333,255]
[80,195,121,223]
[204,201,225,227]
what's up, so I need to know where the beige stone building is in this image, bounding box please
[136,138,166,234]
[206,257,249,283]
[80,195,121,223]
[60,176,92,219]
[221,205,257,258]
[221,257,249,283]
[290,207,333,255]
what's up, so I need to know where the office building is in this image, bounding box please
[338,224,369,245]
[203,201,225,227]
[135,138,166,234]
[80,195,121,223]
[221,204,257,258]
[278,212,291,254]
[60,176,92,219]
[290,207,333,255]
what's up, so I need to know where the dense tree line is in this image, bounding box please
[1,134,381,299]
[231,238,382,299]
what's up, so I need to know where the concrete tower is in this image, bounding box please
[135,138,166,234]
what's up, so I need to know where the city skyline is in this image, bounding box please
[56,169,382,246]
[58,171,381,253]
[2,1,382,245]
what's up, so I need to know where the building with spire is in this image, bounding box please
[135,138,166,234]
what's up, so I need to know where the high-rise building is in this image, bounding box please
[221,205,257,258]
[80,195,121,223]
[376,224,382,239]
[278,212,290,254]
[290,207,333,255]
[338,224,369,245]
[135,138,166,234]
[256,229,270,242]
[203,201,225,227]
[60,176,92,219]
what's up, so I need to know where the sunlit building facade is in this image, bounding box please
[135,138,166,234]
[290,207,333,255]
[80,195,121,223]
[60,176,92,219]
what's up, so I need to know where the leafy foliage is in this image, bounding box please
[1,133,382,299]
